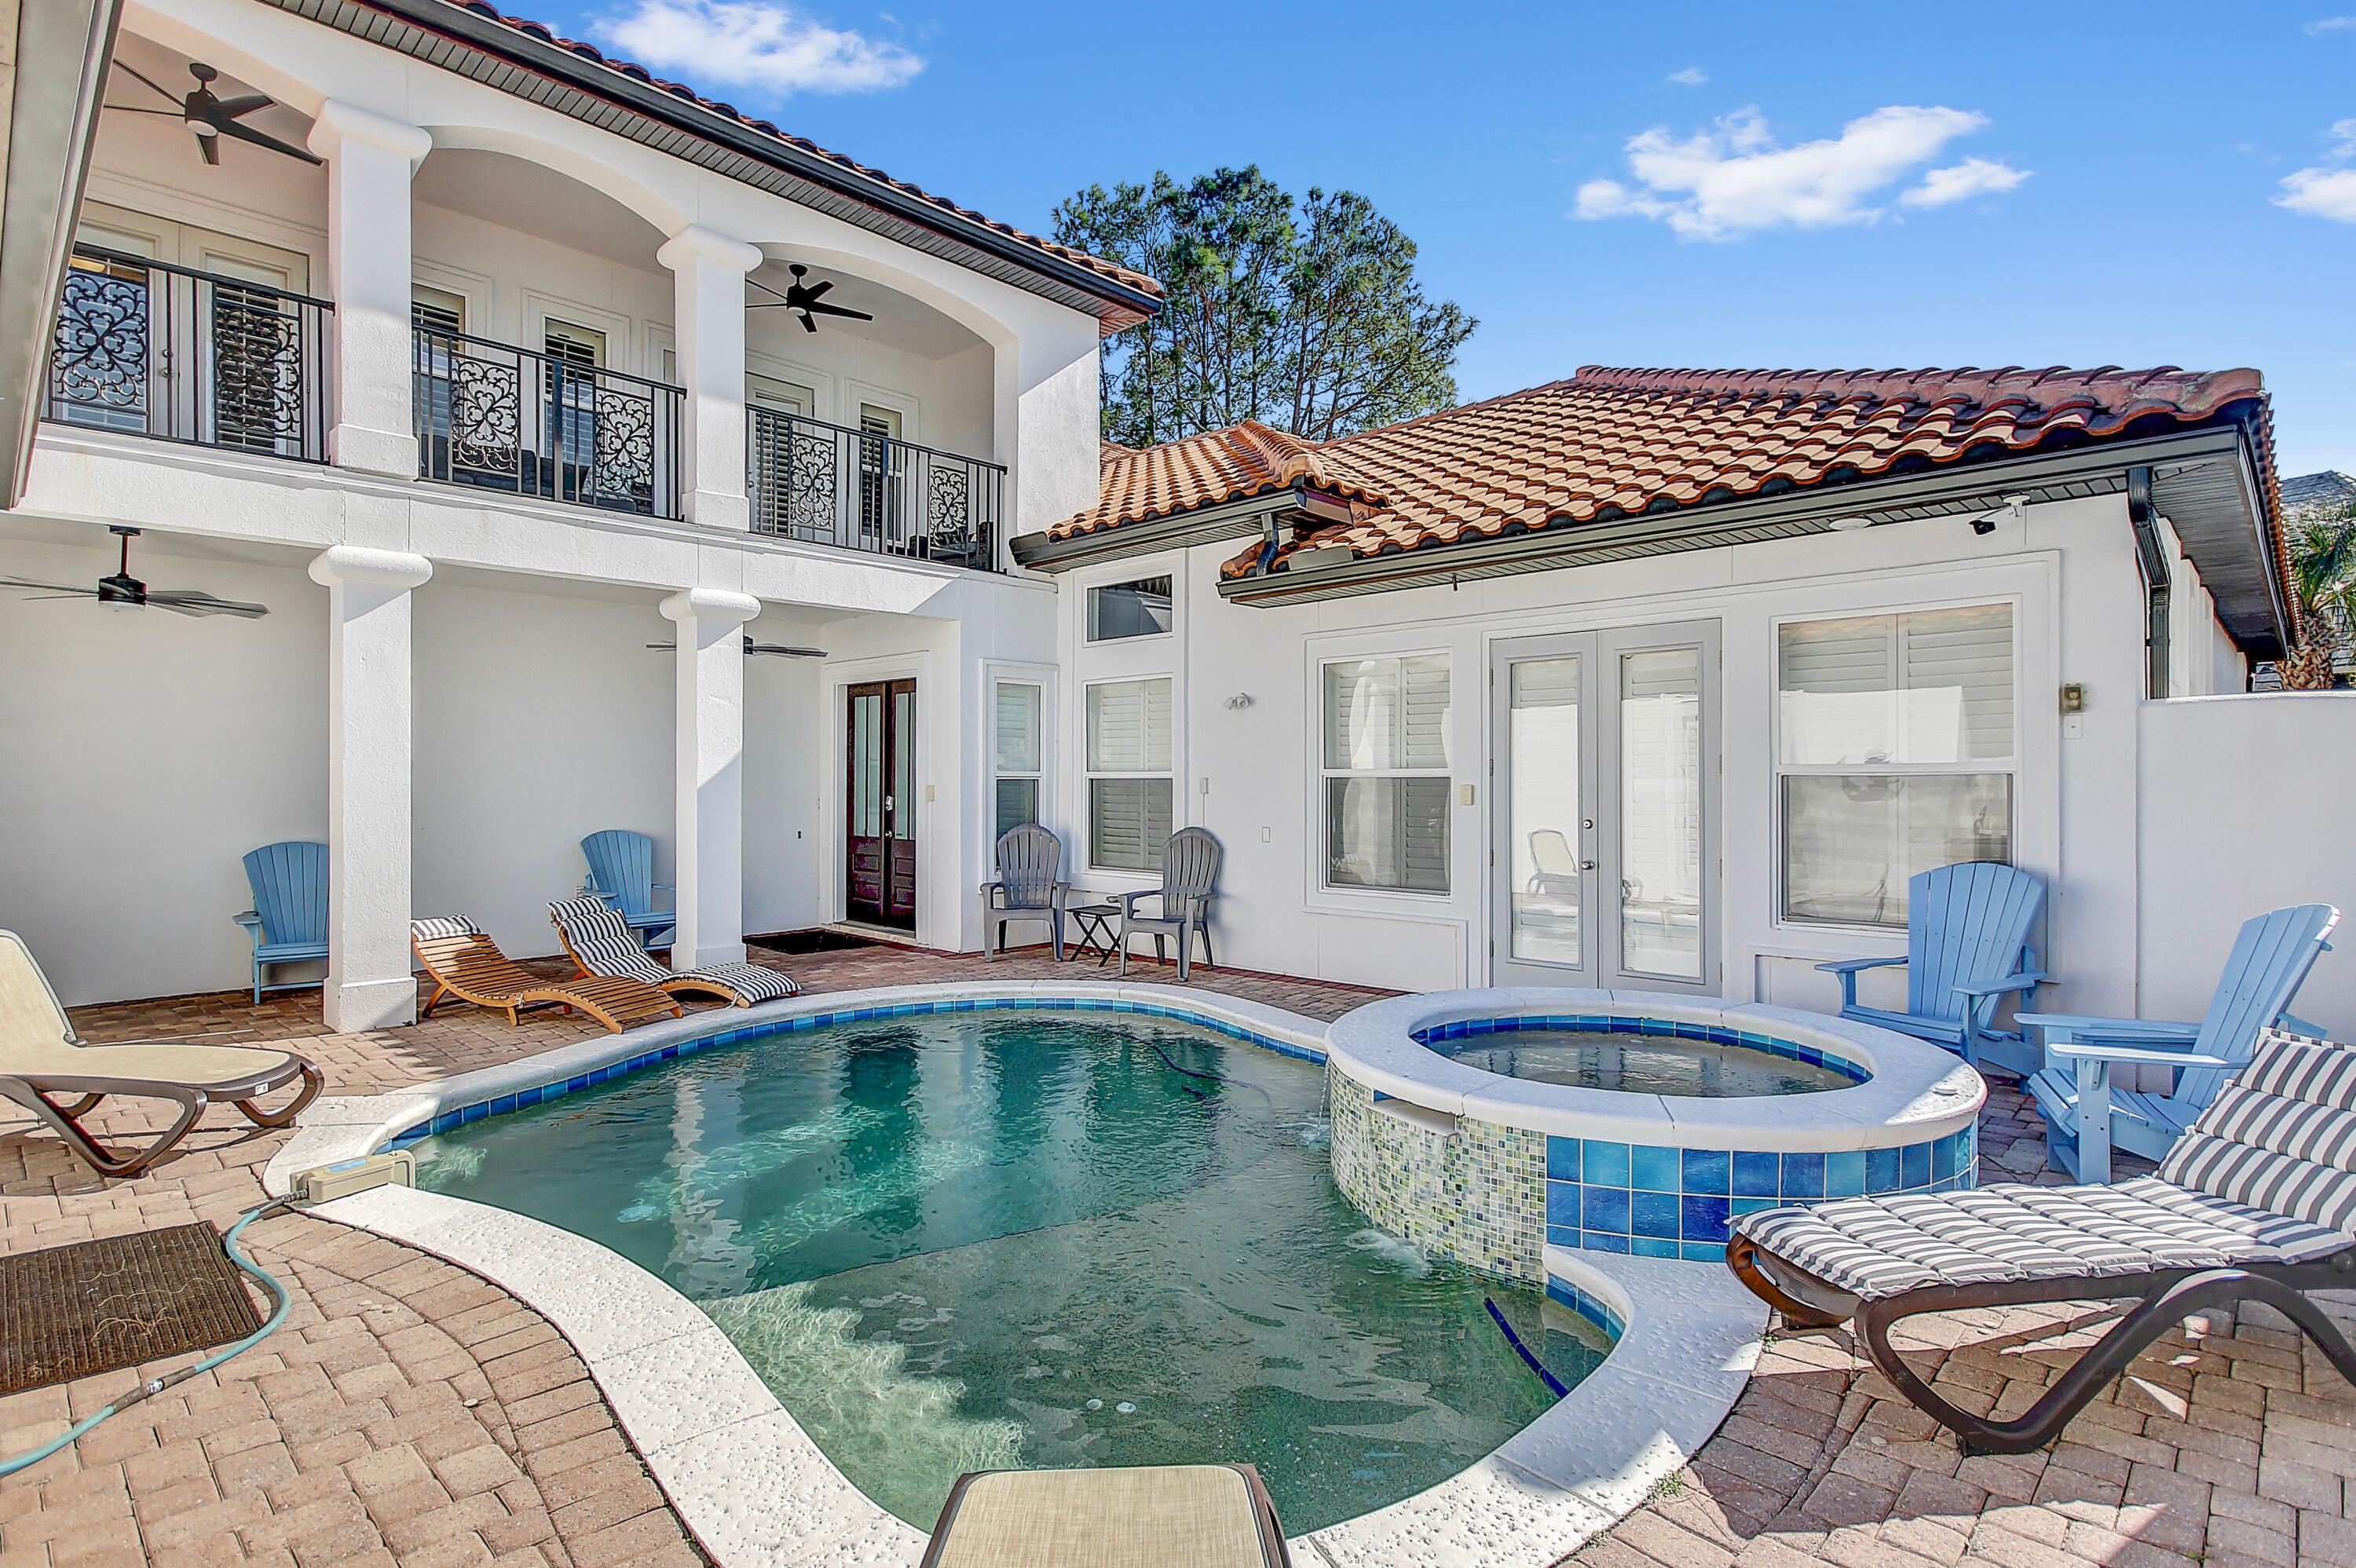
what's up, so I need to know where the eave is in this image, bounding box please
[1012,484,1321,572]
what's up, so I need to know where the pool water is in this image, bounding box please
[412,1012,1608,1530]
[1441,1029,1853,1096]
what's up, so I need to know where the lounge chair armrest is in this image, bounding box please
[2018,1012,2201,1043]
[2280,1013,2329,1037]
[1816,956,1906,976]
[1953,970,2049,999]
[234,911,262,934]
[2043,1037,2238,1071]
[653,882,675,894]
[1115,889,1156,919]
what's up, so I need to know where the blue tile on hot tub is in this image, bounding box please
[1547,1137,1582,1181]
[1582,1230,1630,1254]
[1631,1236,1680,1259]
[1866,1146,1904,1193]
[1681,1195,1732,1244]
[1546,1223,1580,1248]
[1732,1150,1780,1197]
[1731,1196,1782,1218]
[1630,1145,1681,1192]
[1932,1133,1959,1182]
[1546,1277,1575,1308]
[1826,1150,1867,1197]
[1780,1152,1825,1199]
[1680,1241,1728,1263]
[1582,1140,1631,1188]
[1546,1182,1581,1230]
[1902,1141,1932,1189]
[1583,1187,1630,1234]
[1681,1148,1731,1194]
[1632,1190,1681,1239]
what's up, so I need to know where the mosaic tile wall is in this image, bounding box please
[1326,1068,1548,1285]
[1544,1127,1978,1263]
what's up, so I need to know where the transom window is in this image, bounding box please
[1776,604,2017,927]
[1087,576,1173,642]
[1086,677,1174,872]
[1321,653,1451,894]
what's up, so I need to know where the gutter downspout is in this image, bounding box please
[2127,466,2171,698]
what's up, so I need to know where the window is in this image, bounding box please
[1321,653,1451,894]
[1776,605,2016,927]
[992,681,1044,849]
[1086,678,1173,872]
[1088,576,1173,641]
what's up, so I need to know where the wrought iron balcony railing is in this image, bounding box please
[414,325,684,520]
[47,245,332,461]
[748,406,1005,572]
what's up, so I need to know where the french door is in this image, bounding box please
[1491,622,1720,992]
[846,679,918,929]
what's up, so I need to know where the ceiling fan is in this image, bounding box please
[748,265,874,334]
[105,60,321,167]
[0,527,269,618]
[646,637,827,659]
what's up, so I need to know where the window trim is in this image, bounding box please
[1316,648,1454,899]
[1081,673,1176,875]
[1769,598,2023,934]
[1084,573,1178,646]
[987,674,1048,859]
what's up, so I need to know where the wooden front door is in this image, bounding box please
[846,679,917,928]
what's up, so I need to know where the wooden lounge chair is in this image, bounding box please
[0,929,323,1176]
[1728,1025,2356,1455]
[1816,862,2048,1078]
[547,897,797,1007]
[580,829,675,949]
[981,824,1070,961]
[410,917,681,1032]
[2023,903,2337,1180]
[1116,828,1221,982]
[235,840,330,1004]
[921,1464,1291,1568]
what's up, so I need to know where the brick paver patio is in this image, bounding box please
[2,942,2349,1568]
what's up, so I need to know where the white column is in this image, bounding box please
[657,226,760,531]
[307,101,432,477]
[660,587,760,968]
[309,545,434,1031]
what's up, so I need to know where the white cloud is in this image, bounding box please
[2305,15,2356,32]
[594,0,921,94]
[1901,156,2032,206]
[1573,104,2016,239]
[1666,66,1708,86]
[2279,119,2356,221]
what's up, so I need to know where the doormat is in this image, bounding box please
[0,1223,262,1396]
[748,927,880,955]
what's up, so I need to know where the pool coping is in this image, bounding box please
[267,980,1768,1568]
[1326,987,1986,1151]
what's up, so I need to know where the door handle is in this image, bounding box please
[1579,860,1597,872]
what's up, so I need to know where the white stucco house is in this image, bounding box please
[2,0,2345,1040]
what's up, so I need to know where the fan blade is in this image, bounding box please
[746,643,827,659]
[213,93,273,118]
[0,576,89,594]
[803,301,874,322]
[212,118,323,165]
[797,311,818,334]
[110,60,185,105]
[197,132,221,166]
[147,589,269,618]
[795,278,834,302]
[101,104,189,117]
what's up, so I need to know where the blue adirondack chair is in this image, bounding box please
[2023,903,2340,1182]
[234,841,330,1003]
[580,830,675,949]
[1816,862,2050,1078]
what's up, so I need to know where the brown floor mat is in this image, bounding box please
[0,1223,262,1396]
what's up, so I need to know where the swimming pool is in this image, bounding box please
[405,1007,1610,1531]
[1433,1025,1854,1097]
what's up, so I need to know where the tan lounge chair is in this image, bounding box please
[920,1464,1291,1568]
[411,917,681,1033]
[0,929,324,1177]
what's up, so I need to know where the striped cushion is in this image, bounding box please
[410,916,482,941]
[2157,1028,2356,1234]
[549,897,799,1003]
[1736,1178,2349,1300]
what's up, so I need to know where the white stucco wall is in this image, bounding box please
[2136,694,2355,1036]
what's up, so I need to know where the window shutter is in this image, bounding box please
[1899,605,2014,763]
[1088,679,1170,773]
[1400,655,1450,769]
[995,684,1041,773]
[1089,778,1173,871]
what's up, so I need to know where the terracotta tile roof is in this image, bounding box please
[413,1,1164,311]
[1050,367,2280,601]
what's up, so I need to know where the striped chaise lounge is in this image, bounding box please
[547,897,798,1008]
[1727,1026,2356,1455]
[411,917,681,1033]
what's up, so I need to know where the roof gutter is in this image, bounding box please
[1011,486,1307,572]
[342,0,1164,326]
[2126,466,2172,697]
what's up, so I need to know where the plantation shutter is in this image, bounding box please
[1899,606,2013,763]
[1089,780,1174,871]
[1778,608,2012,766]
[1088,679,1171,773]
[995,684,1040,773]
[1322,655,1450,894]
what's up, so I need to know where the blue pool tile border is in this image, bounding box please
[1414,1014,1871,1085]
[1542,1276,1626,1341]
[388,996,1324,1148]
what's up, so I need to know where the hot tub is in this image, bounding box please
[1324,989,1985,1281]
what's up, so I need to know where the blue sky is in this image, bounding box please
[541,0,2354,473]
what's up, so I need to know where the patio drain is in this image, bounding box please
[0,1223,262,1396]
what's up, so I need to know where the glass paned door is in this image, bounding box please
[1491,623,1719,992]
[846,678,918,929]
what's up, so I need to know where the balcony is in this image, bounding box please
[748,406,1005,572]
[413,324,685,519]
[46,246,332,461]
